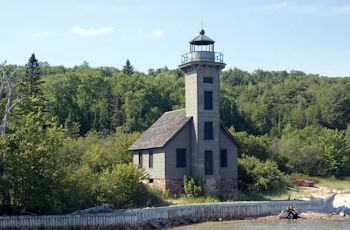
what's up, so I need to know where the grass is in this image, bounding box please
[291,173,350,190]
[317,177,350,190]
[263,188,318,201]
[162,175,350,206]
[169,191,268,205]
[171,195,220,205]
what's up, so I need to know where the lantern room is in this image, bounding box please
[181,29,223,64]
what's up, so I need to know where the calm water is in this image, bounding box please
[171,219,350,230]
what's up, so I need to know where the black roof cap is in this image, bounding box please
[189,30,215,45]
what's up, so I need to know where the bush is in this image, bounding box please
[98,163,149,208]
[238,155,289,193]
[183,175,204,198]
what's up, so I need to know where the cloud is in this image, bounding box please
[338,6,350,12]
[15,30,54,38]
[290,5,319,13]
[257,2,288,11]
[82,5,127,14]
[29,30,55,38]
[71,27,114,36]
[252,3,321,13]
[135,29,165,41]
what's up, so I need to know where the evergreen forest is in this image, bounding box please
[1,54,350,214]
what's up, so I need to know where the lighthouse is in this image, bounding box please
[129,29,239,195]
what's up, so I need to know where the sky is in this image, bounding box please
[1,0,350,77]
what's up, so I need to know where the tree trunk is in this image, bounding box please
[0,65,23,214]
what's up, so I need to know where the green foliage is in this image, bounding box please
[238,155,289,193]
[234,132,271,161]
[98,163,148,208]
[1,113,68,214]
[5,59,350,213]
[318,128,350,177]
[122,59,134,76]
[24,53,43,97]
[183,175,204,198]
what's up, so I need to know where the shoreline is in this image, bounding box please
[166,212,350,229]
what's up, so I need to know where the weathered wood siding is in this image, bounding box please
[165,124,191,179]
[219,128,238,178]
[133,148,165,178]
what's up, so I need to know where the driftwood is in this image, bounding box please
[334,205,348,216]
[71,204,114,215]
[278,205,299,219]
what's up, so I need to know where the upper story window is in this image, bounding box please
[149,151,153,168]
[176,149,186,167]
[203,77,213,84]
[204,122,213,140]
[221,149,227,167]
[204,91,213,110]
[138,152,142,167]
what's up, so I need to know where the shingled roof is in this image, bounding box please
[128,109,192,151]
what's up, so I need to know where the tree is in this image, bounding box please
[98,163,148,208]
[3,113,69,214]
[0,62,26,213]
[0,63,25,136]
[25,54,43,98]
[81,61,90,68]
[123,59,134,76]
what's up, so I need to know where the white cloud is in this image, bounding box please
[15,30,54,38]
[71,27,114,36]
[29,30,55,38]
[338,5,350,12]
[258,2,288,11]
[82,5,127,14]
[290,5,319,13]
[135,29,165,41]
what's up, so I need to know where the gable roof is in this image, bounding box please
[220,124,241,148]
[128,109,192,151]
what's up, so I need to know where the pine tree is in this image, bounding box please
[23,54,46,114]
[25,53,43,97]
[122,59,134,76]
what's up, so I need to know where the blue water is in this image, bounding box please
[172,219,350,230]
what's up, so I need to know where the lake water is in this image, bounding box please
[171,219,350,230]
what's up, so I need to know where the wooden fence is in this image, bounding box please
[0,198,331,228]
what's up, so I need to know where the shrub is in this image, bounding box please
[183,175,203,198]
[238,155,289,193]
[98,163,149,208]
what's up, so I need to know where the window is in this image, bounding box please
[221,149,228,167]
[205,151,213,175]
[204,122,213,140]
[149,179,154,183]
[149,151,153,168]
[176,149,186,167]
[204,91,213,110]
[203,77,213,84]
[138,152,142,167]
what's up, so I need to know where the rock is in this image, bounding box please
[148,222,161,229]
[172,220,180,227]
[143,223,151,230]
[190,217,198,223]
[279,205,299,219]
[179,219,188,225]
